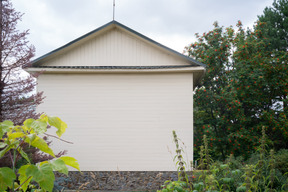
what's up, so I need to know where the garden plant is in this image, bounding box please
[0,114,80,192]
[158,128,288,192]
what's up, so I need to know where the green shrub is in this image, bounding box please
[0,114,80,192]
[275,149,288,174]
[158,180,190,192]
[158,129,288,192]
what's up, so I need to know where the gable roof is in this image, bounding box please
[28,21,205,87]
[31,20,205,68]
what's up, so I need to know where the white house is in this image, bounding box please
[27,21,205,172]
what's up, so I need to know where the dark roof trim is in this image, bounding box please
[32,21,116,65]
[112,21,205,67]
[31,20,206,68]
[32,65,196,69]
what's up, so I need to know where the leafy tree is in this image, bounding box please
[185,22,235,160]
[0,0,43,125]
[185,20,288,160]
[257,0,288,114]
[232,21,288,152]
[257,0,288,52]
[0,0,65,171]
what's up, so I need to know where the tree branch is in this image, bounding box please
[44,133,73,144]
[14,176,32,192]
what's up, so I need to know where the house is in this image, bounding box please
[27,20,205,189]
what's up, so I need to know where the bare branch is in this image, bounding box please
[44,133,74,144]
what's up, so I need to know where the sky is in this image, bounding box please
[13,0,274,59]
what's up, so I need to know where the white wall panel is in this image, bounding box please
[37,73,194,171]
[42,29,189,67]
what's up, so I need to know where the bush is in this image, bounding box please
[275,149,288,174]
[0,114,80,192]
[158,128,288,192]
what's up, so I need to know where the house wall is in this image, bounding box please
[37,72,194,171]
[40,29,190,67]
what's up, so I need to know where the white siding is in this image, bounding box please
[41,29,189,67]
[38,73,194,171]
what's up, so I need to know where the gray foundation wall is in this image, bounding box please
[54,171,180,191]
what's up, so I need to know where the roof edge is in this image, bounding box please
[31,20,116,66]
[31,20,206,68]
[26,66,205,74]
[113,21,206,67]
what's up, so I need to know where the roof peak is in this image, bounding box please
[31,20,205,68]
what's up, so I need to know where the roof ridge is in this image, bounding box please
[31,20,206,68]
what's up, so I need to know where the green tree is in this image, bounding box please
[232,21,288,152]
[185,20,288,160]
[185,22,235,160]
[257,0,288,115]
[258,0,288,52]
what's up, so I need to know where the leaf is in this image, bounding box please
[40,114,48,122]
[220,164,228,169]
[174,186,184,192]
[0,167,16,191]
[39,161,49,167]
[232,169,241,175]
[48,116,67,137]
[23,119,35,128]
[31,119,47,134]
[236,186,246,192]
[0,120,13,138]
[19,165,33,192]
[59,156,80,171]
[25,135,55,157]
[17,147,31,164]
[0,145,12,158]
[26,164,55,192]
[8,132,25,139]
[193,183,200,190]
[50,159,68,175]
[26,133,37,145]
[0,142,7,148]
[222,177,232,184]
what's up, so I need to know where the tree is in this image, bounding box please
[185,22,235,160]
[257,0,288,115]
[257,0,288,52]
[0,0,43,125]
[185,20,288,160]
[0,0,62,170]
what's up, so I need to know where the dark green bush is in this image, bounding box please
[158,130,288,192]
[275,149,288,174]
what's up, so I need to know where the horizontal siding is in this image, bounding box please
[37,73,193,171]
[43,29,189,67]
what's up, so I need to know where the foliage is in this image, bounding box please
[274,149,288,174]
[0,0,66,171]
[172,130,189,183]
[0,114,80,192]
[158,181,190,192]
[257,0,288,52]
[158,130,288,192]
[157,131,193,192]
[186,18,288,160]
[0,0,44,125]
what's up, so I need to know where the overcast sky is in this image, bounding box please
[13,0,274,59]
